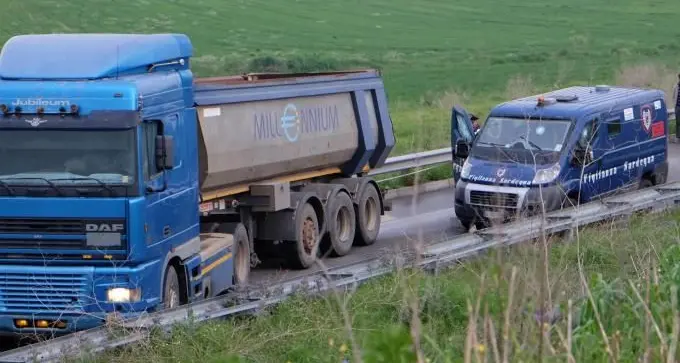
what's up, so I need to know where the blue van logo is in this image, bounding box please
[641,104,653,134]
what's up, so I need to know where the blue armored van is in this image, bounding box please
[451,85,669,230]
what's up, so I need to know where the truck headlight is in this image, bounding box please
[107,287,141,303]
[460,159,472,179]
[532,163,561,185]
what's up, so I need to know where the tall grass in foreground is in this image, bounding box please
[75,208,680,363]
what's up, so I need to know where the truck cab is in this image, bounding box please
[0,34,211,335]
[451,86,669,230]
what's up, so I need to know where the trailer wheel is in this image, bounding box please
[324,191,356,257]
[163,265,181,310]
[286,202,320,269]
[354,183,381,246]
[231,223,251,286]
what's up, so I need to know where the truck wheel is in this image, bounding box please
[163,265,181,310]
[286,203,320,269]
[325,192,356,257]
[231,223,251,286]
[354,183,381,246]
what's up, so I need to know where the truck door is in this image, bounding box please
[450,106,475,183]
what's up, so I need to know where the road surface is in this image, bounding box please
[249,143,680,285]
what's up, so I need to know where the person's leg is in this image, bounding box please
[675,106,680,140]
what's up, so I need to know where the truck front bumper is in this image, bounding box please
[0,260,162,336]
[454,180,565,224]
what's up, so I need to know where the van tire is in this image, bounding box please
[561,195,579,210]
[639,178,653,190]
[459,218,473,231]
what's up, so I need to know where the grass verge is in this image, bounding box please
[76,208,680,362]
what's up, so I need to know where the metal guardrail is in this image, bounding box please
[369,147,452,176]
[0,110,677,363]
[2,181,679,362]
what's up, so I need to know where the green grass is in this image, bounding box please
[72,208,680,363]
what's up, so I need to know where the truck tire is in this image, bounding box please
[354,183,381,246]
[324,191,356,257]
[286,202,320,269]
[230,223,251,286]
[163,265,181,310]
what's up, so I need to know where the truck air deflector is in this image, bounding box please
[0,34,192,80]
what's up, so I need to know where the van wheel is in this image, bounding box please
[561,195,579,210]
[285,203,320,269]
[325,192,356,257]
[163,265,181,310]
[354,184,381,246]
[639,178,653,190]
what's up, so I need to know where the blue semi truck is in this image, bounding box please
[0,33,395,335]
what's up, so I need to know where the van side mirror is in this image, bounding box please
[155,135,175,171]
[455,139,470,158]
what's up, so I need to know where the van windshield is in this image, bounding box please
[472,117,572,164]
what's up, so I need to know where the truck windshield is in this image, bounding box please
[472,117,572,164]
[0,129,136,196]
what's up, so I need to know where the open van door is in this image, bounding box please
[451,105,475,183]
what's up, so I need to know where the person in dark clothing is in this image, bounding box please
[470,113,480,134]
[674,74,680,139]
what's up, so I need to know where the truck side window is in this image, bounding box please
[142,121,162,180]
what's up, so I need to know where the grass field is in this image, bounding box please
[75,209,680,363]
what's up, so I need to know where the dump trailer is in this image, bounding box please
[0,33,395,336]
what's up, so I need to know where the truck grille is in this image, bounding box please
[0,272,89,312]
[0,218,83,234]
[469,191,519,208]
[0,239,84,249]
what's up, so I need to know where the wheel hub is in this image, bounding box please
[302,217,316,254]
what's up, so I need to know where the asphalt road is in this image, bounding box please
[249,143,680,286]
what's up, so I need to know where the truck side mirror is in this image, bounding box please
[155,135,175,171]
[455,139,470,158]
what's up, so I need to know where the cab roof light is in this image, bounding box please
[536,96,557,107]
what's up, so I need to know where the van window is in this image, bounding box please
[577,119,598,149]
[606,118,622,138]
